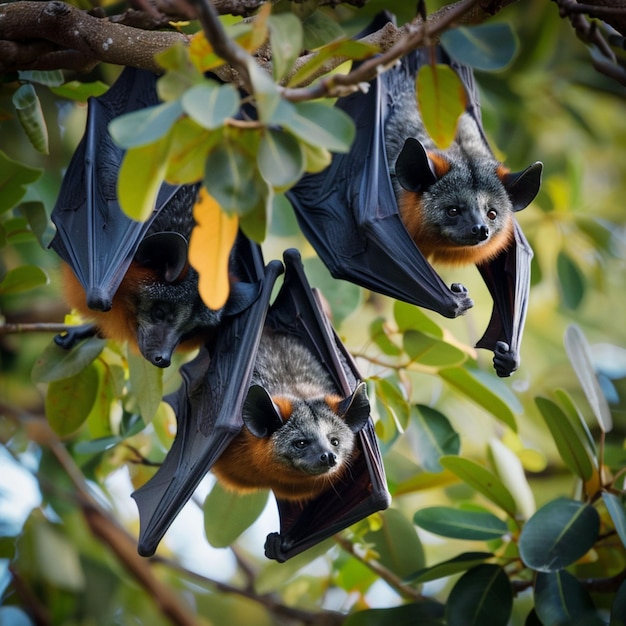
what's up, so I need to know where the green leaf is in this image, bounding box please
[534,570,596,626]
[417,64,466,149]
[406,552,494,583]
[411,405,460,472]
[441,23,519,71]
[393,300,443,338]
[49,80,109,101]
[247,59,280,124]
[564,324,613,433]
[118,136,170,221]
[45,364,99,436]
[446,565,513,626]
[109,100,183,149]
[32,337,106,383]
[364,508,425,579]
[403,330,466,368]
[12,83,49,154]
[518,498,600,572]
[33,523,85,590]
[535,396,594,480]
[268,14,303,81]
[557,250,585,310]
[20,201,54,247]
[343,601,444,626]
[374,378,410,431]
[554,388,597,455]
[278,99,355,153]
[603,493,626,549]
[439,368,517,431]
[166,117,219,184]
[257,128,304,190]
[18,69,64,86]
[440,456,517,518]
[181,82,240,130]
[369,317,402,356]
[0,150,42,213]
[300,10,345,50]
[203,481,269,548]
[611,579,626,626]
[414,507,507,540]
[0,265,48,295]
[127,352,163,424]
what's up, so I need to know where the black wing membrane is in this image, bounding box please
[49,67,182,312]
[133,248,390,561]
[286,14,532,371]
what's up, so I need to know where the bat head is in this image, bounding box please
[243,382,370,476]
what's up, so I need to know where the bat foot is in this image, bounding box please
[54,323,98,349]
[450,283,474,316]
[493,341,519,378]
[264,532,289,563]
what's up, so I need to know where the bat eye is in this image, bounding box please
[446,207,459,217]
[294,440,308,449]
[330,437,339,447]
[487,209,498,220]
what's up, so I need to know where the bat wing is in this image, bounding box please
[263,249,390,562]
[286,57,468,319]
[132,236,284,557]
[49,66,181,312]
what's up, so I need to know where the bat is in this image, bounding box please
[132,248,390,562]
[286,12,541,377]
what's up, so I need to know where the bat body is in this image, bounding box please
[213,331,370,500]
[385,84,542,267]
[286,12,542,377]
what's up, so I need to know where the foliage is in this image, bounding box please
[1,0,626,625]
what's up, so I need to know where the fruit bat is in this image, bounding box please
[286,13,542,377]
[132,248,390,562]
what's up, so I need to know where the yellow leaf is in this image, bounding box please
[189,188,239,310]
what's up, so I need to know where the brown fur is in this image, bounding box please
[397,191,514,267]
[213,394,347,501]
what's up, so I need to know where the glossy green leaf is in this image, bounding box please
[239,191,270,243]
[203,481,269,548]
[181,82,240,130]
[343,600,444,626]
[364,508,425,579]
[374,378,410,431]
[49,80,109,101]
[127,352,163,424]
[0,265,48,295]
[3,216,33,244]
[20,201,54,247]
[403,330,466,368]
[369,317,402,356]
[441,23,519,71]
[611,579,626,626]
[45,364,99,436]
[417,64,466,149]
[257,128,304,189]
[534,570,596,625]
[300,139,331,173]
[300,9,345,50]
[118,136,170,221]
[32,337,106,383]
[519,498,600,572]
[18,69,64,86]
[0,150,42,213]
[446,565,512,626]
[166,117,219,184]
[564,324,613,433]
[535,396,594,480]
[439,368,517,431]
[109,100,183,149]
[414,507,507,540]
[278,99,355,153]
[12,83,49,154]
[440,456,517,518]
[406,552,494,583]
[269,14,303,81]
[411,405,460,472]
[554,388,597,455]
[247,59,280,123]
[603,493,626,548]
[557,250,585,310]
[394,300,443,338]
[204,140,259,215]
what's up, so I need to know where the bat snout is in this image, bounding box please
[471,223,489,242]
[151,352,172,368]
[320,451,337,468]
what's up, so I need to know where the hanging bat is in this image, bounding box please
[132,248,390,562]
[286,12,542,377]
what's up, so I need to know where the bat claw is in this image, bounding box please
[450,283,474,316]
[493,341,519,377]
[54,323,98,349]
[264,532,288,563]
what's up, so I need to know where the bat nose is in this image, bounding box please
[472,224,489,241]
[151,353,171,368]
[320,452,337,467]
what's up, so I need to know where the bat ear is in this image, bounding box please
[135,232,189,282]
[242,385,285,438]
[501,161,543,212]
[337,382,370,434]
[395,138,438,193]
